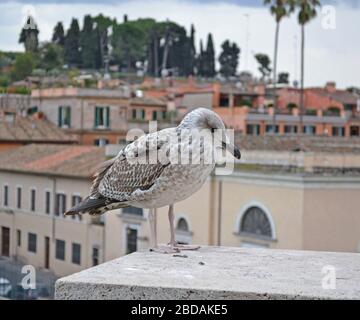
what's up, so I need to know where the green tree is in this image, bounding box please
[80,15,98,69]
[39,42,63,71]
[19,15,39,53]
[278,72,289,84]
[64,18,81,67]
[219,40,240,78]
[112,21,147,72]
[264,0,295,132]
[255,53,272,80]
[52,22,65,47]
[197,40,205,76]
[296,0,321,133]
[11,53,35,81]
[202,33,215,77]
[188,24,196,76]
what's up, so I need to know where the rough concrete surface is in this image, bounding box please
[55,246,360,300]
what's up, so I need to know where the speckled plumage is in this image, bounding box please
[65,108,230,216]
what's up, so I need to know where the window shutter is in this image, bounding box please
[55,194,59,216]
[94,107,99,127]
[105,107,110,128]
[67,106,71,127]
[58,107,62,127]
[62,195,67,214]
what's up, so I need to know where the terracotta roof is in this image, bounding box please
[0,115,78,143]
[0,144,106,178]
[236,135,360,154]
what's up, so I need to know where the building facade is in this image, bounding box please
[30,87,130,146]
[2,143,360,279]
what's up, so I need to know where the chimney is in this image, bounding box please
[325,82,336,93]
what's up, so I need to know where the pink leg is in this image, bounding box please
[168,204,200,251]
[149,207,179,254]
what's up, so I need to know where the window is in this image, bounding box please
[71,195,82,220]
[17,229,21,247]
[175,217,192,245]
[219,94,230,107]
[27,106,38,115]
[176,218,189,232]
[284,125,298,134]
[126,226,138,254]
[132,109,137,119]
[72,195,82,207]
[152,110,157,120]
[72,243,81,265]
[55,194,66,216]
[28,233,37,253]
[58,106,71,128]
[265,125,279,134]
[240,206,273,239]
[140,109,145,119]
[30,189,36,212]
[94,106,110,128]
[55,239,65,260]
[350,126,359,137]
[3,185,9,207]
[332,126,345,137]
[246,124,260,136]
[122,207,143,216]
[45,191,51,214]
[17,187,22,209]
[161,111,167,120]
[234,95,252,107]
[94,138,109,147]
[92,247,99,266]
[303,125,316,135]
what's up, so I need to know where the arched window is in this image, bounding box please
[176,218,189,232]
[175,216,192,244]
[240,206,272,238]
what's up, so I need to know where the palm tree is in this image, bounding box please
[296,0,321,135]
[264,0,295,133]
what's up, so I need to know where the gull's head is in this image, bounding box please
[179,107,225,131]
[179,107,241,159]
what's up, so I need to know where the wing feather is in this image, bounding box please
[96,130,173,201]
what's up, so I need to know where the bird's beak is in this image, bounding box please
[222,141,241,159]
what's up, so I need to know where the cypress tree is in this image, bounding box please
[52,22,65,47]
[187,24,196,76]
[205,33,216,77]
[80,15,97,69]
[64,18,81,67]
[197,39,204,76]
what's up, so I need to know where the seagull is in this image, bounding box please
[65,108,241,253]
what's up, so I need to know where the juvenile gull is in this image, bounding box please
[65,108,241,253]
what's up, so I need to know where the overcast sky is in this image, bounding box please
[1,0,359,88]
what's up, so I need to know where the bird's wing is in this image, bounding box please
[95,129,174,201]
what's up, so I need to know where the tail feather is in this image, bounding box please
[65,197,112,216]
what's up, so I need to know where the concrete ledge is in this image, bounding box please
[55,246,360,300]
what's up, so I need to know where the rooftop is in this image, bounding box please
[31,87,131,99]
[0,115,78,144]
[0,144,105,178]
[55,246,360,300]
[130,96,167,107]
[235,135,360,154]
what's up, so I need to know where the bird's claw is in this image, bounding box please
[149,245,180,254]
[167,242,201,251]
